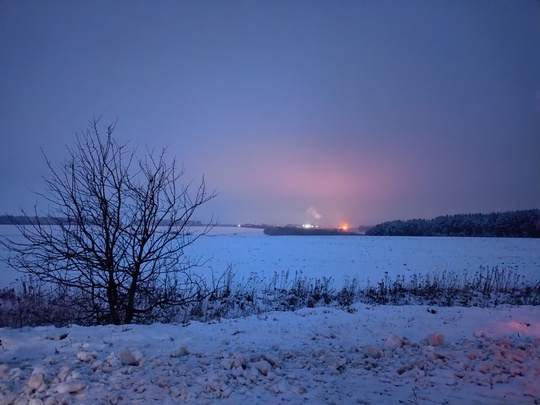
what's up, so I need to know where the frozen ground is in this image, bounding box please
[1,305,539,404]
[187,227,540,287]
[1,227,539,404]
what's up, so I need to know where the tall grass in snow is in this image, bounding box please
[0,266,538,327]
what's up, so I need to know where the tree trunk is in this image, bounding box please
[124,267,140,324]
[107,273,121,325]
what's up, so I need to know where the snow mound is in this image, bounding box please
[0,305,539,404]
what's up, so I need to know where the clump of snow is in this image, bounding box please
[425,332,445,346]
[364,344,383,359]
[26,372,45,393]
[119,348,142,366]
[384,332,403,350]
[170,344,189,358]
[75,351,96,362]
[56,381,85,394]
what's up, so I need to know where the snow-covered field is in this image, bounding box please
[1,226,539,404]
[1,226,539,288]
[187,227,540,289]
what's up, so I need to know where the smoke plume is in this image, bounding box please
[307,206,322,220]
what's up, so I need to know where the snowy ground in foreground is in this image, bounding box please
[1,305,539,404]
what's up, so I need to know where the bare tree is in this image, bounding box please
[1,118,218,325]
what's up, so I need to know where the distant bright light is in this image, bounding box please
[341,224,349,231]
[303,223,314,229]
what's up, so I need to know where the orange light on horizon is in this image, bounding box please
[341,223,349,231]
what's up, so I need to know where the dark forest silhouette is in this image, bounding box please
[366,209,540,238]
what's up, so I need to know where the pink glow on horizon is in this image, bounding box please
[198,136,418,226]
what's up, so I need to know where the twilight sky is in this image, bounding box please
[1,1,539,227]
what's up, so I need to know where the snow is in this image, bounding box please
[1,226,539,288]
[1,227,539,403]
[187,228,540,287]
[1,305,539,404]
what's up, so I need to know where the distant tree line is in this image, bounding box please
[365,209,540,238]
[0,215,66,225]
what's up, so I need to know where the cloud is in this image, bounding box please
[307,206,322,220]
